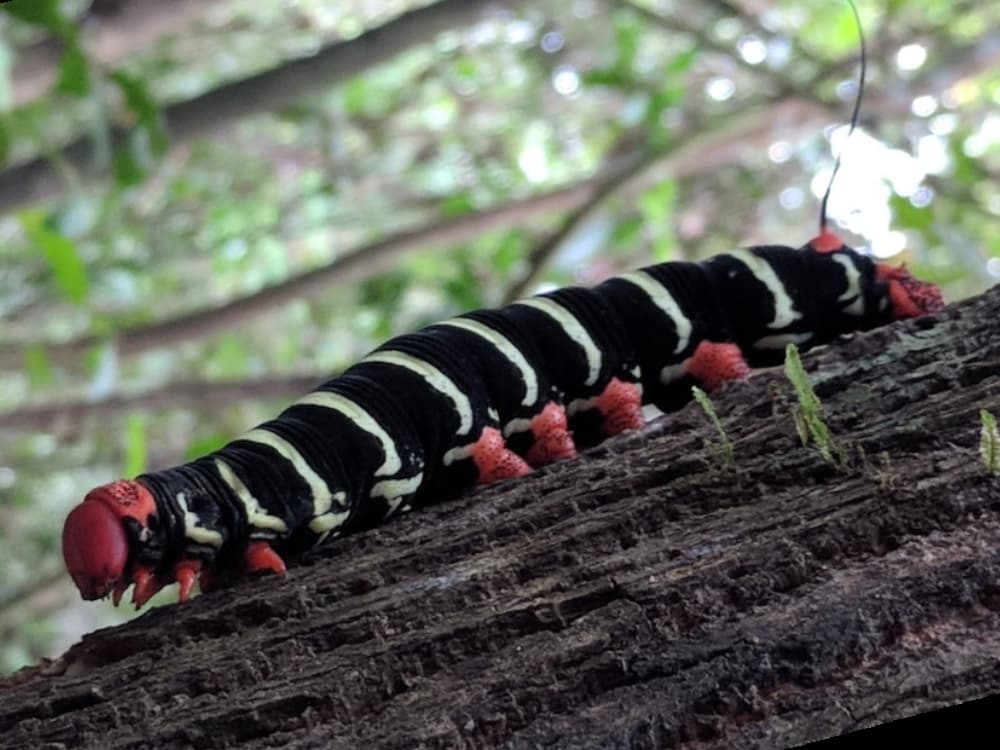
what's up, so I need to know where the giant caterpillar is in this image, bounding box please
[61,231,945,608]
[63,0,941,609]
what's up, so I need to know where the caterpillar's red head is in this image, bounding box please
[62,479,155,601]
[875,263,946,319]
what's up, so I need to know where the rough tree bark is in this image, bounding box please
[2,284,999,749]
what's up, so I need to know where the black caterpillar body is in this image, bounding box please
[61,238,943,606]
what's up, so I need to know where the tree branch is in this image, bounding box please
[701,0,827,69]
[0,374,326,435]
[617,0,832,108]
[9,0,230,108]
[500,142,649,304]
[5,23,996,371]
[0,164,631,371]
[0,95,833,373]
[0,0,526,214]
[2,286,998,747]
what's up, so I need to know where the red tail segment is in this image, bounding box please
[876,263,946,319]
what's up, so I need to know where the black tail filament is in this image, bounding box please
[818,0,867,236]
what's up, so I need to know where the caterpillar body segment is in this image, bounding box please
[61,238,945,607]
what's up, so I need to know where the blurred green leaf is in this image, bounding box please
[665,47,698,76]
[613,10,642,76]
[452,55,479,85]
[0,117,8,165]
[87,314,117,338]
[830,6,861,47]
[950,133,981,186]
[109,72,166,187]
[113,141,143,186]
[341,76,396,117]
[490,230,528,275]
[31,526,57,550]
[581,68,630,90]
[443,255,485,312]
[359,270,409,308]
[55,43,89,97]
[19,210,90,305]
[184,434,230,462]
[440,191,477,218]
[7,489,32,509]
[889,194,934,233]
[639,179,677,261]
[647,84,686,123]
[23,346,54,388]
[645,48,695,142]
[612,215,644,249]
[83,339,116,379]
[2,0,69,34]
[343,78,369,116]
[111,71,166,153]
[801,2,865,54]
[274,327,303,367]
[359,271,410,340]
[123,412,147,477]
[208,334,252,379]
[453,56,477,80]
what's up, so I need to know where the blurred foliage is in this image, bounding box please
[0,0,998,674]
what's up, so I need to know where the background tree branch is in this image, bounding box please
[0,373,324,436]
[0,102,753,368]
[0,96,846,373]
[9,0,231,108]
[0,0,525,214]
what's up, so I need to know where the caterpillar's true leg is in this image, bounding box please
[594,377,645,437]
[686,341,751,392]
[524,402,577,466]
[470,426,532,485]
[191,541,285,598]
[174,559,202,602]
[112,578,129,607]
[131,564,163,609]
